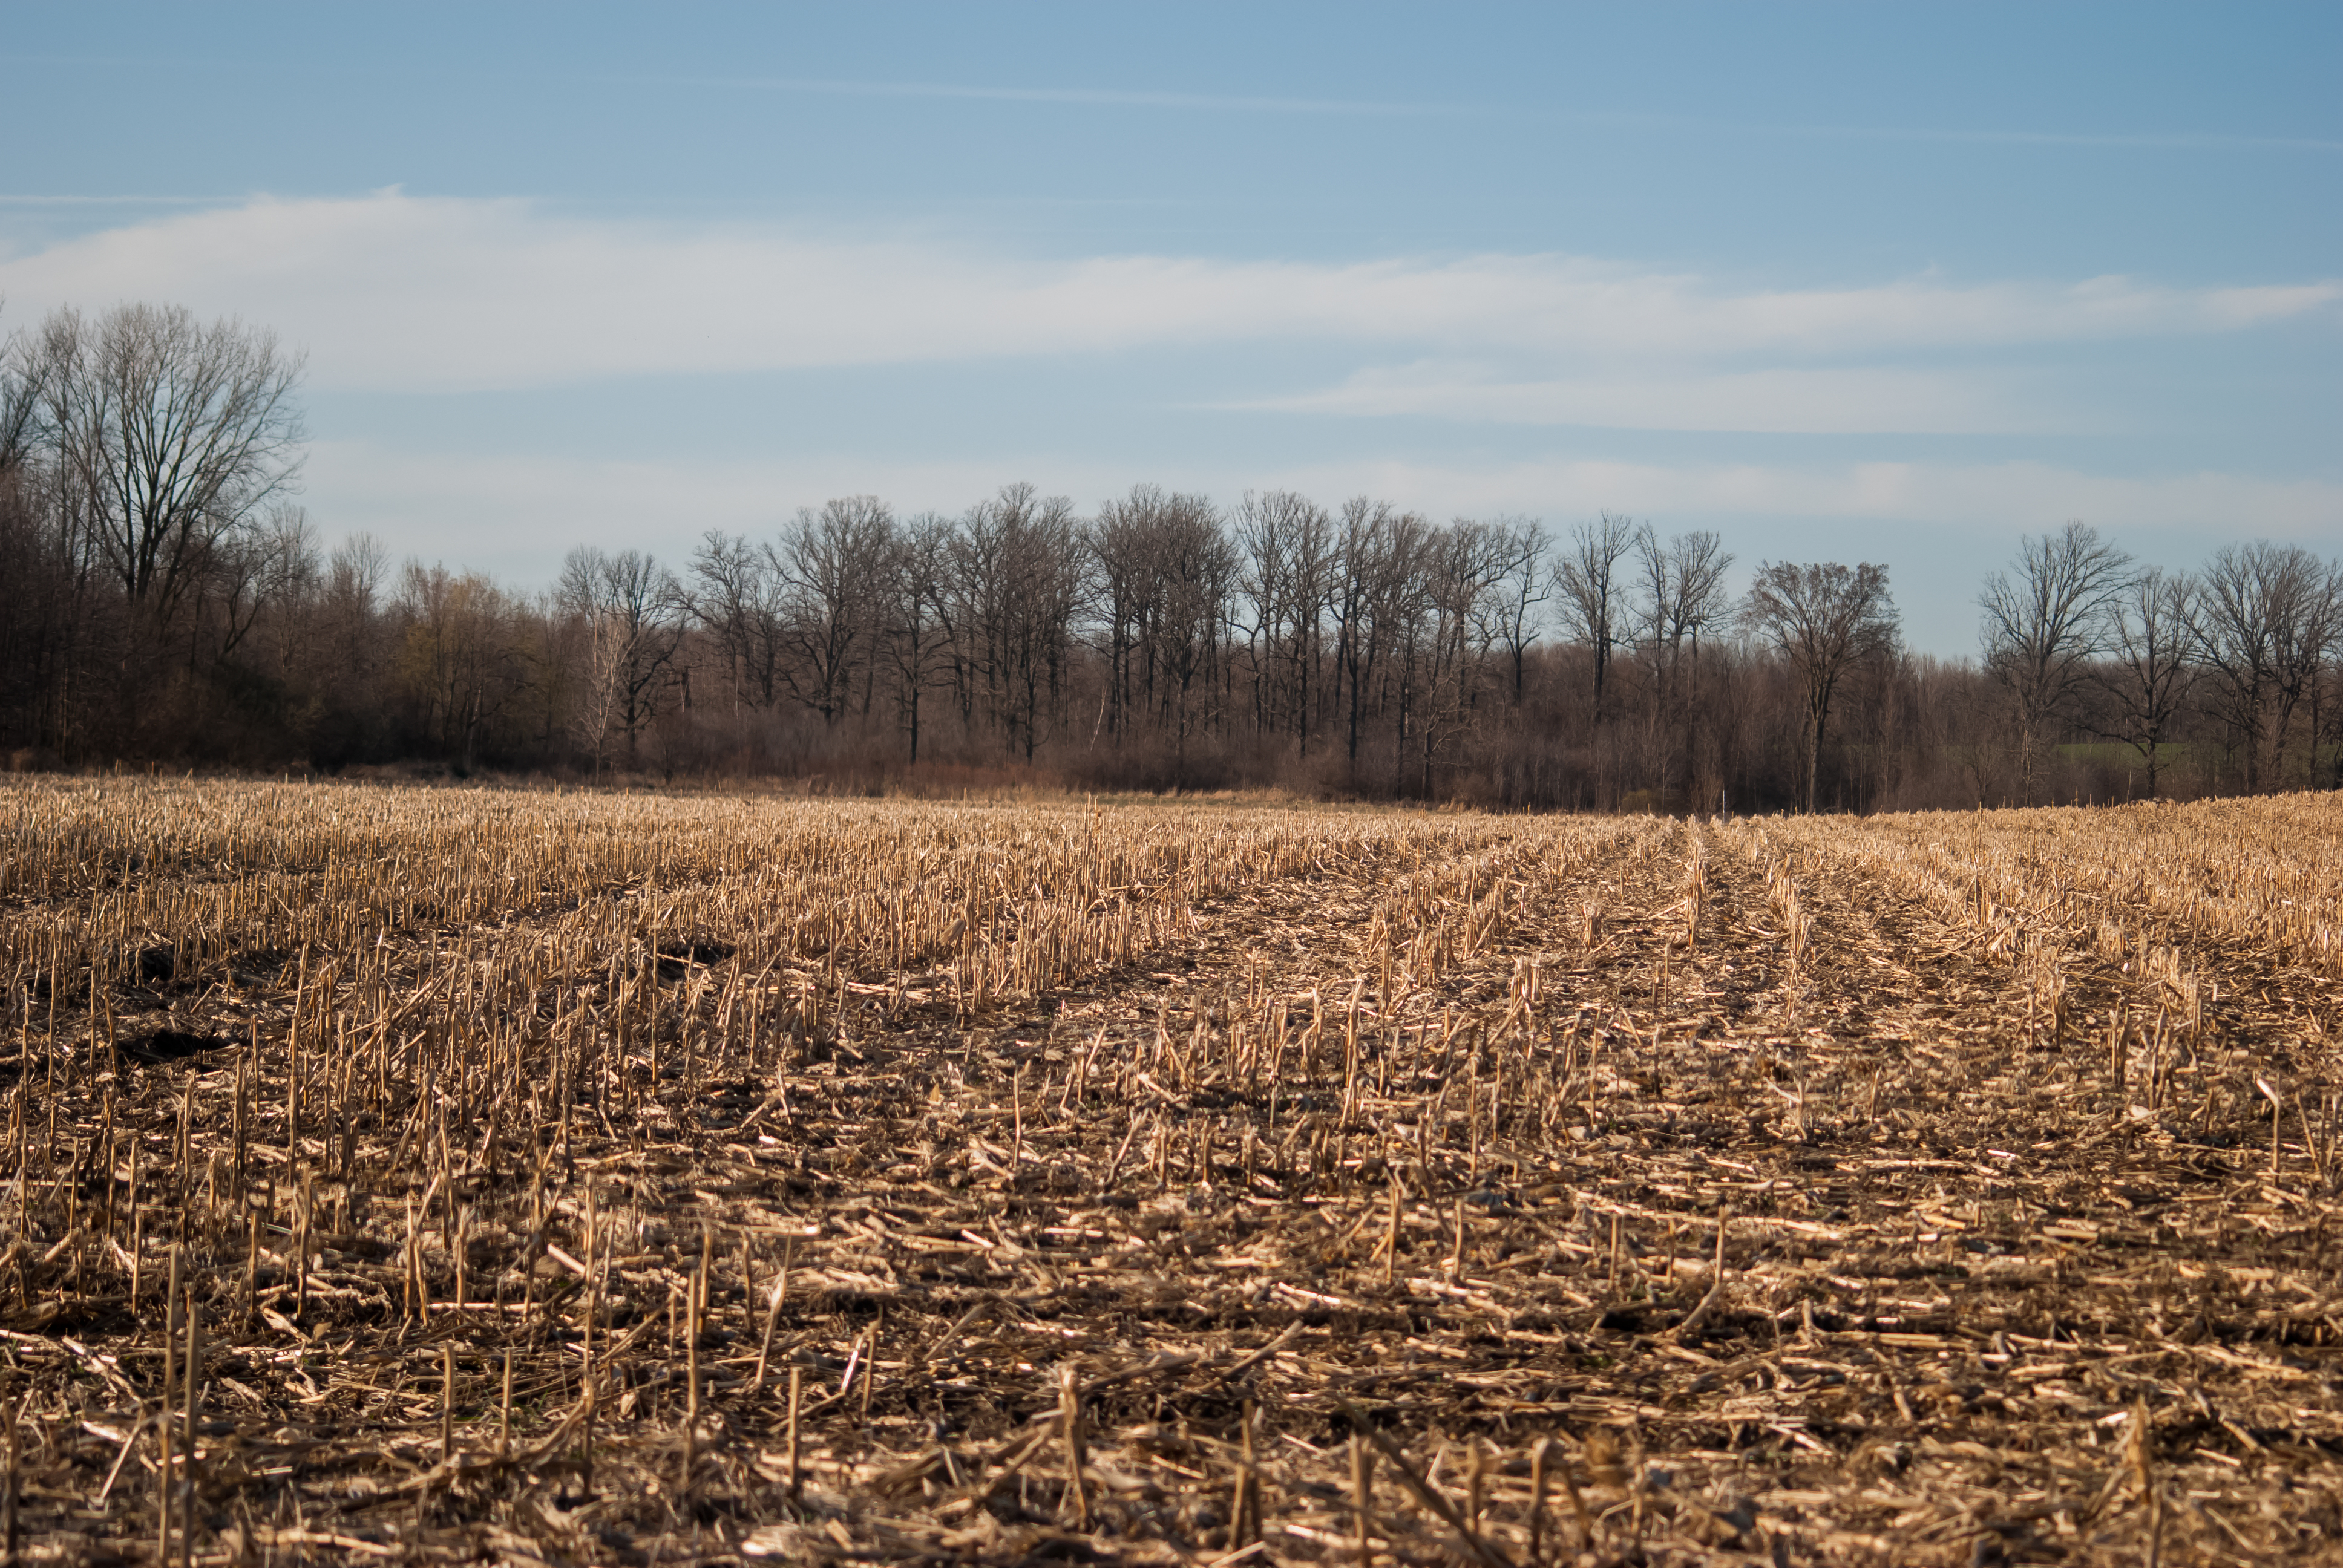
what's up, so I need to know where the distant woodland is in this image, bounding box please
[4,304,2338,811]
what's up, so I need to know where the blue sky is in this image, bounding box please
[2,2,2336,653]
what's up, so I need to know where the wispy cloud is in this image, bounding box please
[588,77,2343,151]
[1804,126,2343,154]
[1,192,2332,407]
[1232,361,2050,435]
[0,194,245,206]
[743,82,2343,151]
[476,67,2343,151]
[1572,109,2343,156]
[709,76,1452,117]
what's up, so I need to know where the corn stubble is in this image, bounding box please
[0,777,2339,1566]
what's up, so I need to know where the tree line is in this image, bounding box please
[4,303,2338,811]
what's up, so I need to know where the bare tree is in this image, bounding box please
[1090,487,1157,744]
[38,304,305,633]
[1740,560,1899,813]
[0,306,53,480]
[1327,497,1392,768]
[1417,518,1513,792]
[198,502,319,675]
[0,421,102,755]
[1231,489,1331,752]
[2271,555,2342,788]
[1630,526,1734,801]
[328,532,388,618]
[296,531,392,762]
[1150,497,1236,777]
[1328,498,1430,773]
[2194,541,2338,791]
[395,560,524,772]
[1372,513,1438,794]
[560,547,684,774]
[1283,497,1339,748]
[941,485,1087,760]
[2322,608,2343,792]
[2091,567,2200,799]
[1647,531,1734,660]
[686,530,789,713]
[776,496,894,727]
[1480,517,1550,707]
[1978,521,2133,803]
[878,512,954,763]
[1098,485,1228,748]
[1552,512,1639,714]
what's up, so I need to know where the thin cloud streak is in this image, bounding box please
[1233,361,2050,436]
[0,194,246,206]
[1799,125,2343,154]
[1575,109,2343,155]
[445,70,2343,151]
[648,77,2343,151]
[710,75,1455,117]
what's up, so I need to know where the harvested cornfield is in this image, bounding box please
[1,779,2339,1566]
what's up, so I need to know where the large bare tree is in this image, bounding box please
[1978,521,2133,802]
[1739,560,1899,813]
[38,304,305,633]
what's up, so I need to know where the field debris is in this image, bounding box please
[0,778,2339,1566]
